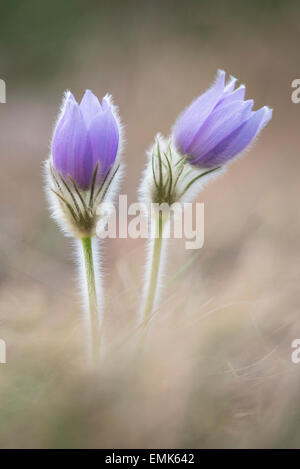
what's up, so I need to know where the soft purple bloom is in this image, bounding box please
[52,90,119,190]
[173,70,272,167]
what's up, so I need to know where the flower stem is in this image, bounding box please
[81,236,100,366]
[141,211,165,325]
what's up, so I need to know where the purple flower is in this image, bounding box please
[52,90,119,190]
[173,70,272,168]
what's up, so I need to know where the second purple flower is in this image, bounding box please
[173,70,272,168]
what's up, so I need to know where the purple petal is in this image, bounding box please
[64,91,77,108]
[217,85,246,107]
[80,90,102,128]
[54,92,77,133]
[189,99,253,162]
[52,100,93,190]
[101,97,110,111]
[198,106,272,167]
[88,107,119,183]
[224,75,237,93]
[173,70,226,154]
[257,106,273,132]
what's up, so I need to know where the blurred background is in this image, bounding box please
[0,0,300,448]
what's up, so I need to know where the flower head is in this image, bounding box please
[52,90,120,190]
[173,70,272,168]
[46,90,123,238]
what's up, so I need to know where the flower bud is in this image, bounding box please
[45,90,123,238]
[173,70,272,168]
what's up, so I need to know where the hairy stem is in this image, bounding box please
[141,211,165,325]
[81,236,100,365]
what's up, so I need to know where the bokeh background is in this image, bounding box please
[0,0,300,448]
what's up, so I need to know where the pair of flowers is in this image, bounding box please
[45,70,272,364]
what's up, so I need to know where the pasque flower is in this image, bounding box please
[139,70,272,329]
[173,70,272,168]
[45,89,124,366]
[46,90,123,238]
[52,90,119,190]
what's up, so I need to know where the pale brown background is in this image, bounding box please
[0,0,299,448]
